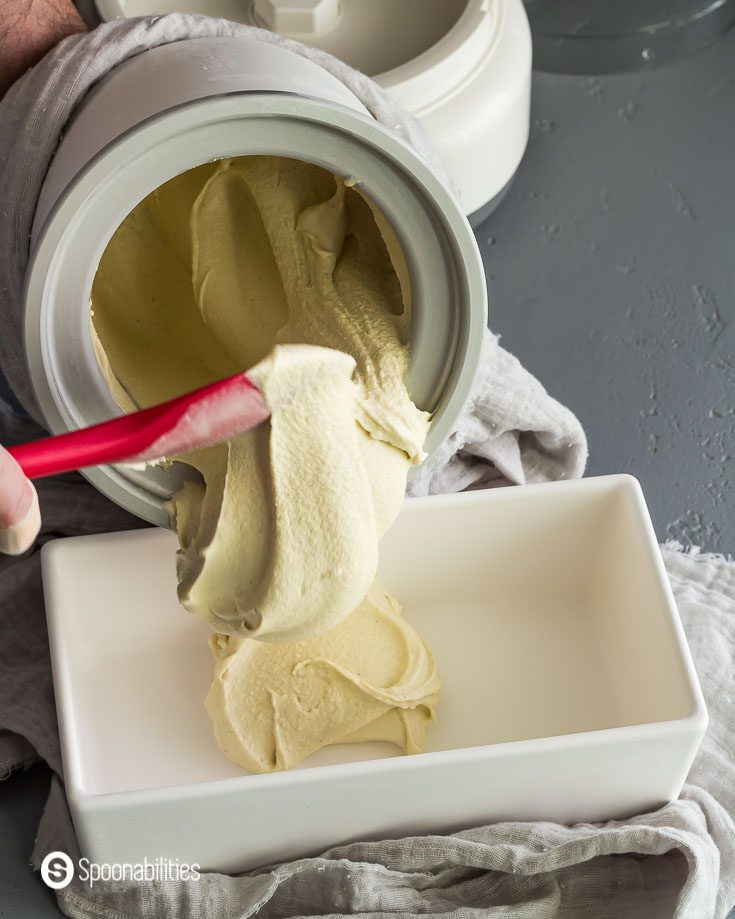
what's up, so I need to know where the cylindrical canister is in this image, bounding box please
[24,37,487,526]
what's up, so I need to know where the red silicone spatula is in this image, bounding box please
[7,373,269,479]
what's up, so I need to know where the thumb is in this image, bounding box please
[0,446,41,555]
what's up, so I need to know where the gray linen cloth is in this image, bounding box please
[0,13,732,919]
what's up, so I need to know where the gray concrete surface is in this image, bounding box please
[478,29,735,553]
[1,14,734,919]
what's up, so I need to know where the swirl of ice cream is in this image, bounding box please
[207,583,440,773]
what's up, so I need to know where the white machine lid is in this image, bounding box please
[94,0,532,224]
[96,0,479,81]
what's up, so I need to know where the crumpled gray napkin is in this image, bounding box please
[0,12,732,919]
[3,407,734,919]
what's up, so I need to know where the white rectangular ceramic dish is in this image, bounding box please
[43,475,707,873]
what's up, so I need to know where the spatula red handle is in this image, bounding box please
[8,373,269,479]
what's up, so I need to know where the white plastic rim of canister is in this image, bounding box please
[94,0,533,222]
[25,38,487,527]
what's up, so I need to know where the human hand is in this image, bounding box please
[0,445,41,555]
[0,0,85,97]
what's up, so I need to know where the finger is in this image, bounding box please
[0,447,41,555]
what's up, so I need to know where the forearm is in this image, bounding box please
[0,0,85,96]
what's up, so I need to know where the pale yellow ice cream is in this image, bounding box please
[207,583,440,772]
[91,155,439,771]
